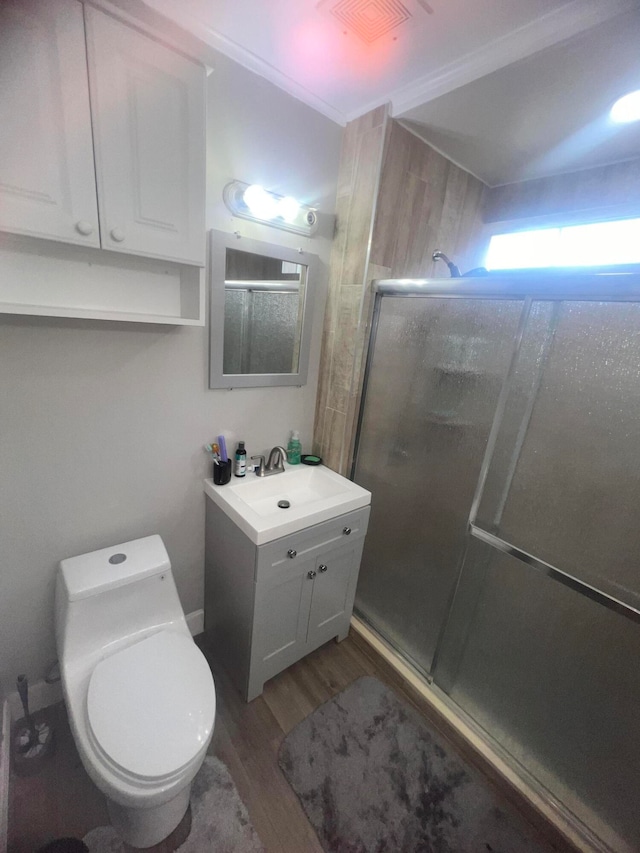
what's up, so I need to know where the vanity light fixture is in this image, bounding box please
[223,180,318,236]
[610,90,640,124]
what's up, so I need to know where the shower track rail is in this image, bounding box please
[356,270,640,631]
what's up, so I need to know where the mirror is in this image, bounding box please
[209,229,318,388]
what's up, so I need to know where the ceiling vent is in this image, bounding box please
[317,0,433,44]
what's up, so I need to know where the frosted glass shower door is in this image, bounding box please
[353,296,522,674]
[434,299,640,851]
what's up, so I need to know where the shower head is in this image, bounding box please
[432,250,461,278]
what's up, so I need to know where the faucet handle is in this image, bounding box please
[251,455,266,476]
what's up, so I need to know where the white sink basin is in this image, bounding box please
[204,464,371,545]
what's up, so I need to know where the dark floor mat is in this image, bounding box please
[279,675,557,853]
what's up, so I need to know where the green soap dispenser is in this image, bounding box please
[287,430,302,464]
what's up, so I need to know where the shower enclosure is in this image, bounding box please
[352,273,640,853]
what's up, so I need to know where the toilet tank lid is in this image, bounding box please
[59,535,171,601]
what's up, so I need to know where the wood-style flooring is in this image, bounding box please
[8,630,577,853]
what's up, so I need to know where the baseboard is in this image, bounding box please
[1,697,10,853]
[186,608,204,637]
[350,615,627,853]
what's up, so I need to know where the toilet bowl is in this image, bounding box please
[55,535,216,848]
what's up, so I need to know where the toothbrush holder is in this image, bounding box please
[213,459,232,486]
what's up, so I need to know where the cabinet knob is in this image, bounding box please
[343,526,352,535]
[319,564,328,573]
[75,220,94,236]
[287,549,297,559]
[110,227,125,242]
[307,570,316,580]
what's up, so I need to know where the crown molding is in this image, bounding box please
[137,0,632,129]
[388,0,635,119]
[138,0,348,125]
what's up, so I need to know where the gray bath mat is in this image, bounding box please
[83,756,263,852]
[279,676,556,853]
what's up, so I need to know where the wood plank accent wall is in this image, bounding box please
[483,157,640,224]
[313,115,488,475]
[370,121,487,279]
[312,105,388,473]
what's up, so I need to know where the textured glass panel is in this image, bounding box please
[223,290,301,375]
[223,289,247,374]
[223,248,304,375]
[354,297,522,673]
[476,301,640,608]
[248,291,300,374]
[437,542,640,851]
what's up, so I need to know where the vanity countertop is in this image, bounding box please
[204,464,371,545]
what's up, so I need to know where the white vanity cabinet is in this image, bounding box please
[205,499,370,701]
[0,0,205,265]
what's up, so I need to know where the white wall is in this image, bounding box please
[0,48,342,694]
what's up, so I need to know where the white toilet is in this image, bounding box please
[55,534,216,848]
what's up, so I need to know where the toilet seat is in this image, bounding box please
[86,631,215,781]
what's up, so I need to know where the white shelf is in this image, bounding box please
[0,233,204,325]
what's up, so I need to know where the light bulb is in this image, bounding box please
[243,184,278,220]
[277,196,300,223]
[610,90,640,124]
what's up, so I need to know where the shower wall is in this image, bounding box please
[313,105,389,472]
[483,156,640,223]
[313,112,488,475]
[353,284,640,852]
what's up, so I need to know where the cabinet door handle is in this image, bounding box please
[307,570,316,580]
[287,549,297,559]
[343,526,352,535]
[110,227,126,242]
[318,564,328,573]
[75,220,94,236]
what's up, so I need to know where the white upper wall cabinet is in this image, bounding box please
[0,0,206,267]
[0,0,100,248]
[84,7,206,266]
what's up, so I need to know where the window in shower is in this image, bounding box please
[485,216,640,270]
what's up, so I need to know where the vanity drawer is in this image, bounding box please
[256,505,370,584]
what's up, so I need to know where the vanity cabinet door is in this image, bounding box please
[84,7,206,265]
[249,558,315,699]
[0,0,100,246]
[307,540,365,649]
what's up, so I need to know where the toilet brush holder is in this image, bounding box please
[12,674,56,776]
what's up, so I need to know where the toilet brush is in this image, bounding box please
[12,673,55,775]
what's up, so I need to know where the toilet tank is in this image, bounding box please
[55,535,189,669]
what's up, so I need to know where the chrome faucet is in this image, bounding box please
[251,446,288,477]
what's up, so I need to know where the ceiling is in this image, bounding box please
[141,0,640,185]
[399,7,640,185]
